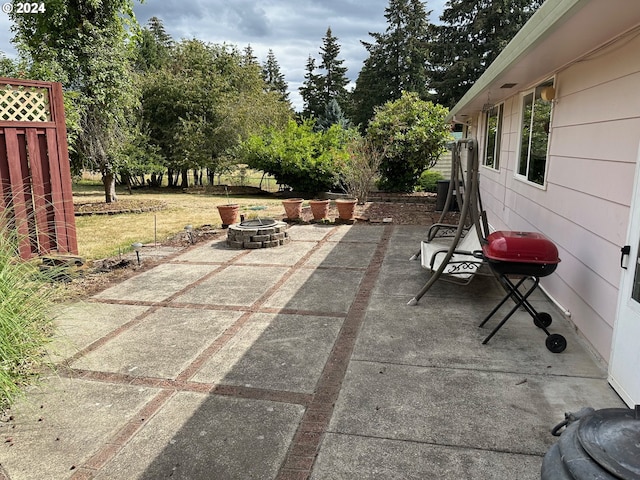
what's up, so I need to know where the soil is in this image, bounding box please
[59,199,460,300]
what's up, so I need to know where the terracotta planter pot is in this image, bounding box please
[309,199,330,221]
[217,204,239,227]
[336,198,357,220]
[282,198,304,220]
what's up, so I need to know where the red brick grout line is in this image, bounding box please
[59,367,314,406]
[87,298,347,319]
[276,224,394,480]
[69,226,340,478]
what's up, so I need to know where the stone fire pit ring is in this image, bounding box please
[226,218,290,249]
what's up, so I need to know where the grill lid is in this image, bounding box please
[482,231,560,264]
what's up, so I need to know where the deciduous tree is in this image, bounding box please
[366,91,451,192]
[141,40,291,187]
[9,0,139,203]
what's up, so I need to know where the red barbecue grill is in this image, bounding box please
[478,231,567,353]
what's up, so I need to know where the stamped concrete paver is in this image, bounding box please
[71,308,242,379]
[304,241,376,268]
[311,433,543,480]
[240,240,317,266]
[262,268,365,314]
[0,377,160,480]
[190,312,344,392]
[172,265,289,306]
[48,302,149,362]
[93,263,215,303]
[94,392,304,480]
[172,240,246,263]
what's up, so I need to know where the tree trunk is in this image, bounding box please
[102,173,118,203]
[180,168,189,189]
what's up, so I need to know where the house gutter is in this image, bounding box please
[446,0,587,123]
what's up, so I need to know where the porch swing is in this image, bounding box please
[407,137,489,306]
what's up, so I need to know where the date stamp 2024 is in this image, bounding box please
[2,2,46,14]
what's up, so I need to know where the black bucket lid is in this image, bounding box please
[558,421,618,479]
[577,408,640,480]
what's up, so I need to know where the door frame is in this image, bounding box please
[609,139,640,407]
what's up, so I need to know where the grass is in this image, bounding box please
[73,183,287,260]
[0,222,56,409]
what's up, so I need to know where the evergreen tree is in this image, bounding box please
[350,0,434,131]
[317,27,350,110]
[262,49,290,104]
[243,44,259,67]
[431,0,543,108]
[316,98,351,131]
[134,17,173,72]
[299,55,324,118]
[299,27,349,118]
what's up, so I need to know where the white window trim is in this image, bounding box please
[514,79,555,190]
[481,103,503,171]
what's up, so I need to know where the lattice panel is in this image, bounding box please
[0,84,51,122]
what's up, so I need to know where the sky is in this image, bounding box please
[0,0,447,111]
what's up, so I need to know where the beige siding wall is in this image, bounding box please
[472,31,640,360]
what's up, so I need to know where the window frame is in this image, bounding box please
[482,103,503,171]
[515,79,555,188]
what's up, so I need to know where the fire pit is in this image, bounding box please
[226,218,289,249]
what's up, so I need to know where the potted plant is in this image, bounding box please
[335,198,357,221]
[309,199,330,221]
[217,187,239,227]
[217,203,239,227]
[282,198,304,220]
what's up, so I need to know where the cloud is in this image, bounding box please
[1,0,447,110]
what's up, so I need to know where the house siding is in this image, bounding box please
[474,31,640,361]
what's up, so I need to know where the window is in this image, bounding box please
[518,80,554,185]
[483,104,503,169]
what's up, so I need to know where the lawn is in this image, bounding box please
[73,182,286,260]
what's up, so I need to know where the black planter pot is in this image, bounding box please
[542,407,640,480]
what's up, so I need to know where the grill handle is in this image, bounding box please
[621,245,631,269]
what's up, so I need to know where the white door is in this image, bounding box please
[609,140,640,407]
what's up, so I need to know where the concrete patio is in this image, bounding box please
[0,224,624,479]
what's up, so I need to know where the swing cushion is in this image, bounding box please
[420,226,484,280]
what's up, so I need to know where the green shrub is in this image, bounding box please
[416,170,444,193]
[367,91,452,192]
[0,222,55,409]
[237,119,353,193]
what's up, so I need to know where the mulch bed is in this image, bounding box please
[74,199,167,216]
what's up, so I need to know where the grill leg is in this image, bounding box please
[481,276,540,345]
[479,276,529,327]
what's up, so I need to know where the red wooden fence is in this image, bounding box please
[0,78,78,259]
